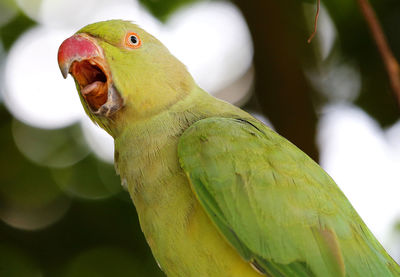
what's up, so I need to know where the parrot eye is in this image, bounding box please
[125,32,141,49]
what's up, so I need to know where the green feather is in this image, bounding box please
[178,117,400,277]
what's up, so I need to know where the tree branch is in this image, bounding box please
[233,0,320,161]
[357,0,400,106]
[307,0,320,44]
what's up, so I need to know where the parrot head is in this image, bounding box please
[58,20,195,136]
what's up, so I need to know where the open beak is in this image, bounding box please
[58,34,103,79]
[58,34,122,115]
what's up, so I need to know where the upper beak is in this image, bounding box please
[57,34,102,79]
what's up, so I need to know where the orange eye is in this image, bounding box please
[125,32,141,49]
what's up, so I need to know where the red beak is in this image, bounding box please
[58,34,102,79]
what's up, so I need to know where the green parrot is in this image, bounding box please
[57,20,400,277]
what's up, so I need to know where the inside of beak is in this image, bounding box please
[70,59,109,111]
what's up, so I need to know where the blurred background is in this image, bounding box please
[0,0,400,276]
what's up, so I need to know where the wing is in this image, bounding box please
[178,117,399,277]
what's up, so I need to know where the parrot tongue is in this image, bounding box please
[82,81,108,106]
[82,81,106,96]
[70,59,109,111]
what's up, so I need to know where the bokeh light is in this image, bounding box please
[12,119,89,168]
[80,117,114,164]
[3,26,83,129]
[51,156,121,200]
[0,40,5,103]
[307,56,361,103]
[15,0,43,23]
[318,104,400,243]
[1,194,71,231]
[163,1,253,93]
[0,156,71,230]
[386,120,400,157]
[62,246,152,277]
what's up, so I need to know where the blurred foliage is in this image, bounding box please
[139,0,199,21]
[0,106,163,275]
[0,244,42,277]
[323,0,400,126]
[1,0,400,276]
[12,120,89,168]
[0,13,35,51]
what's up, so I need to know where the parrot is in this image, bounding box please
[57,20,400,277]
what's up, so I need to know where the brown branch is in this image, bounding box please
[307,0,320,43]
[357,0,400,106]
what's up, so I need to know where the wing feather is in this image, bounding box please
[178,117,399,277]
